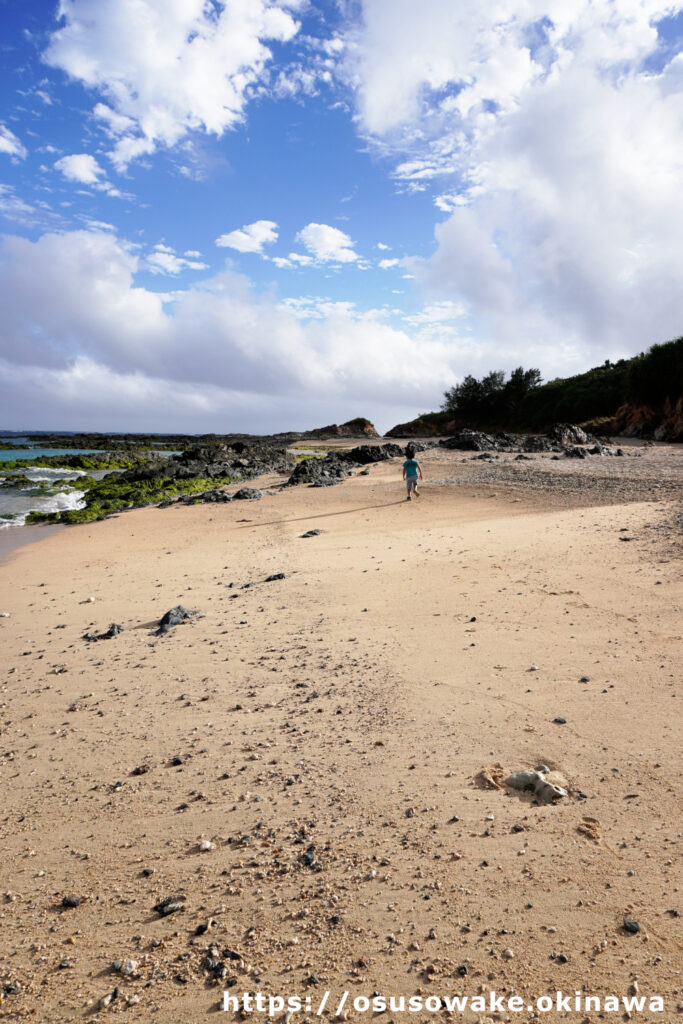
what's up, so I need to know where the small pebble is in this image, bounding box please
[502,949,514,959]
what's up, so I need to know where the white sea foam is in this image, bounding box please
[0,488,86,528]
[22,467,86,482]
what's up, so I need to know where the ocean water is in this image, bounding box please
[0,446,178,527]
[0,447,101,462]
[0,465,88,528]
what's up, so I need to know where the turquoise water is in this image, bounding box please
[0,447,102,462]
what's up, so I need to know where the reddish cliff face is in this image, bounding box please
[612,396,683,442]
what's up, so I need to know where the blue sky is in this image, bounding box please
[0,0,682,433]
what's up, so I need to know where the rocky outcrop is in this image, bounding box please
[118,443,294,485]
[286,443,405,487]
[440,430,523,452]
[287,457,350,487]
[275,419,380,441]
[547,423,590,445]
[612,397,683,442]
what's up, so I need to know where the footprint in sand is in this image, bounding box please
[577,816,602,842]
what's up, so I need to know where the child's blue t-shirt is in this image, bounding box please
[403,459,419,477]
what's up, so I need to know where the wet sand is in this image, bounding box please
[0,524,65,567]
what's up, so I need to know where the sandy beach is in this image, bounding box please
[0,443,681,1023]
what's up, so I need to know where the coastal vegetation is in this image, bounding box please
[388,336,683,437]
[26,473,238,525]
[0,451,161,472]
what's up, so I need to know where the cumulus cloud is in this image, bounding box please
[0,229,463,430]
[0,125,28,160]
[341,1,683,366]
[296,222,359,263]
[54,153,106,185]
[45,0,303,170]
[379,258,400,269]
[216,219,278,254]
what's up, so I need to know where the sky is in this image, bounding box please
[0,0,682,434]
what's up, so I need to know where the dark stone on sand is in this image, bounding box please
[265,572,286,582]
[170,755,185,766]
[232,487,264,499]
[301,529,322,537]
[181,489,233,504]
[523,435,560,452]
[623,917,641,933]
[153,896,185,916]
[553,717,567,724]
[83,623,123,642]
[457,965,468,977]
[440,430,500,452]
[563,446,587,459]
[548,423,589,445]
[157,606,195,635]
[61,894,82,908]
[302,847,316,867]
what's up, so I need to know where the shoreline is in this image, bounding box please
[0,522,66,566]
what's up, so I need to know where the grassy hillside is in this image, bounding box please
[388,336,682,436]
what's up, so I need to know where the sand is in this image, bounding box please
[0,444,681,1023]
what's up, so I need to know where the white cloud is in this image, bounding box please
[45,0,303,170]
[216,219,278,254]
[146,243,208,276]
[296,222,359,263]
[93,102,135,136]
[340,1,683,365]
[376,242,390,250]
[0,184,39,224]
[0,229,463,430]
[54,152,106,185]
[52,152,135,199]
[0,125,28,160]
[403,301,466,326]
[379,258,400,269]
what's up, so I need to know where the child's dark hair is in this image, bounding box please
[405,444,415,459]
